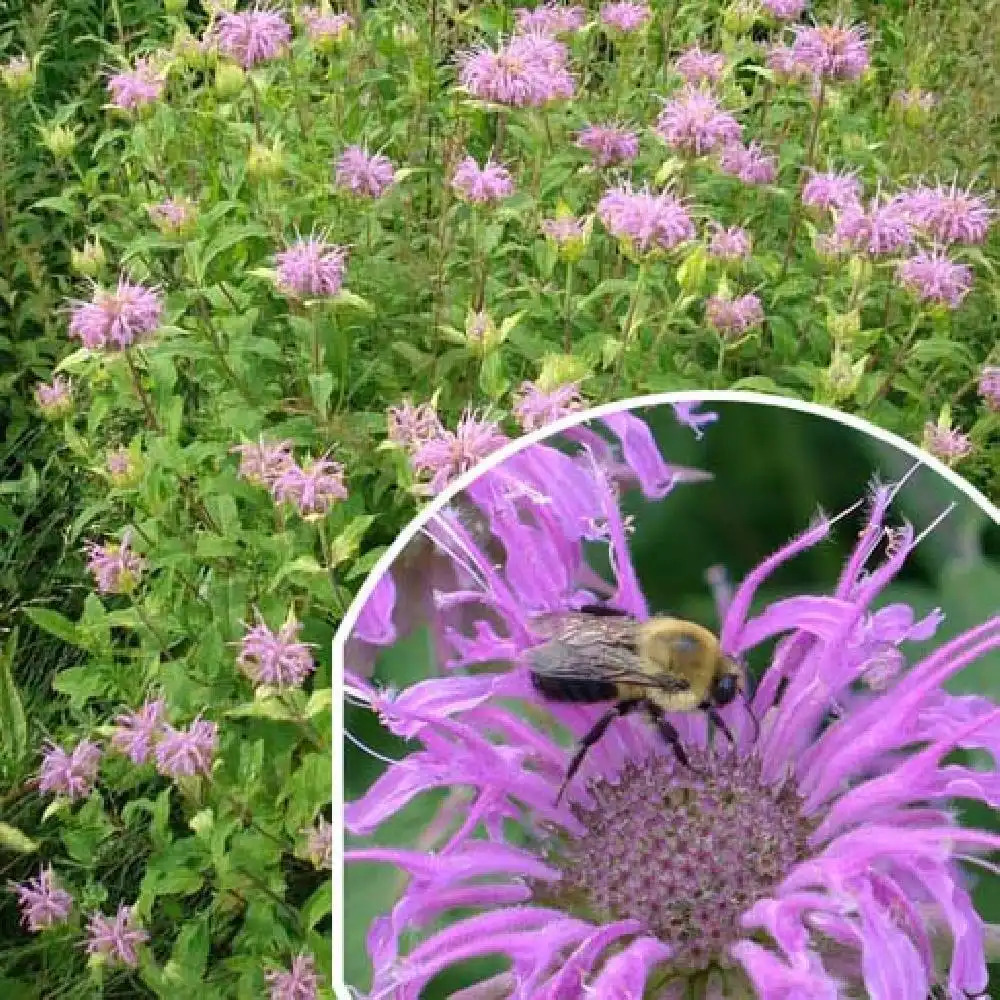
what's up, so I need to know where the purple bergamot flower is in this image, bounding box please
[515,3,587,36]
[215,5,291,68]
[451,156,515,205]
[834,197,915,256]
[719,141,777,185]
[154,717,218,779]
[791,21,870,82]
[266,953,321,1000]
[459,32,575,107]
[107,58,165,110]
[68,278,163,351]
[411,410,509,494]
[34,376,73,418]
[575,123,640,167]
[111,697,166,765]
[270,455,349,515]
[674,46,726,85]
[84,531,145,595]
[275,237,348,298]
[39,739,101,800]
[597,184,695,254]
[599,1,651,33]
[387,399,444,452]
[513,380,585,432]
[922,422,973,465]
[344,424,1000,999]
[707,223,752,261]
[232,437,296,487]
[706,292,764,336]
[802,168,863,213]
[892,181,994,245]
[762,0,806,19]
[979,366,1000,411]
[9,867,73,932]
[334,146,396,199]
[896,250,973,309]
[237,614,316,687]
[655,86,742,157]
[85,904,148,967]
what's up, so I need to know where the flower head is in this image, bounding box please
[216,6,291,67]
[334,146,396,198]
[451,156,515,204]
[706,292,764,336]
[541,214,587,251]
[275,237,348,298]
[922,422,973,464]
[766,43,810,82]
[978,366,1000,410]
[34,376,73,418]
[655,87,742,157]
[707,223,752,261]
[9,867,73,932]
[575,123,640,167]
[68,278,162,351]
[792,21,870,82]
[411,410,509,494]
[270,455,349,515]
[459,33,575,107]
[301,7,353,47]
[85,531,145,595]
[107,58,165,110]
[896,250,973,309]
[802,168,863,213]
[513,380,585,432]
[85,905,148,967]
[39,739,101,800]
[387,400,444,452]
[346,429,1000,1000]
[891,181,994,245]
[232,438,295,487]
[597,184,695,253]
[671,401,719,439]
[834,197,915,256]
[719,141,777,185]
[154,717,218,779]
[111,698,167,765]
[514,3,587,35]
[305,817,333,870]
[674,46,727,85]
[762,0,806,18]
[599,2,651,32]
[266,953,321,1000]
[238,615,316,687]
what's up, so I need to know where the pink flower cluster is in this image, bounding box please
[791,21,870,82]
[38,739,102,800]
[897,250,973,309]
[576,123,640,167]
[597,184,695,253]
[109,698,218,779]
[85,531,145,594]
[514,3,587,35]
[980,367,1000,410]
[762,0,806,18]
[674,46,726,86]
[237,615,316,687]
[68,278,163,351]
[708,224,752,260]
[215,6,291,68]
[655,86,742,156]
[719,141,777,185]
[923,423,973,464]
[34,376,72,417]
[513,380,585,431]
[148,196,196,235]
[85,905,149,968]
[9,867,73,932]
[275,237,348,298]
[459,32,575,107]
[599,1,651,33]
[107,58,165,110]
[802,169,863,213]
[541,215,586,246]
[891,182,994,245]
[266,953,322,1000]
[834,197,914,256]
[335,146,396,199]
[451,156,515,204]
[706,293,765,336]
[232,439,349,515]
[301,7,353,45]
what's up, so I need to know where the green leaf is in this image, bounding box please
[22,607,82,647]
[0,629,27,764]
[0,822,39,853]
[51,666,106,710]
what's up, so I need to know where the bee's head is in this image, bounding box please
[710,658,741,707]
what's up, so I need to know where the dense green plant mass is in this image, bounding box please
[0,0,998,997]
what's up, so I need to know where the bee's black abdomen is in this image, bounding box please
[531,673,618,703]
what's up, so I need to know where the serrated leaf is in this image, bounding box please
[22,607,82,647]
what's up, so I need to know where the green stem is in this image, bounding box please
[563,260,575,353]
[780,80,826,279]
[125,350,161,433]
[612,258,648,392]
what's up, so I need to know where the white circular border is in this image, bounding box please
[329,390,999,997]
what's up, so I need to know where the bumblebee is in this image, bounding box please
[526,606,747,802]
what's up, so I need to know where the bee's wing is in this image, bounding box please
[527,614,691,693]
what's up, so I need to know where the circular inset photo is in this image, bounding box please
[335,394,1000,1000]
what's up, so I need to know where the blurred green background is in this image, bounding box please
[345,400,1000,995]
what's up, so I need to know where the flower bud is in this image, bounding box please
[847,254,872,290]
[34,378,73,419]
[1,55,35,94]
[465,310,498,356]
[820,349,866,403]
[106,447,144,489]
[827,308,861,344]
[676,244,708,295]
[164,0,187,14]
[71,238,106,278]
[247,138,285,180]
[721,0,757,34]
[214,61,245,98]
[38,122,78,160]
[537,353,589,392]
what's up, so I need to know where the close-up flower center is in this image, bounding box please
[536,748,817,975]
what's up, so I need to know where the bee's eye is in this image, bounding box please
[712,673,738,706]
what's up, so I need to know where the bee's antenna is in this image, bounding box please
[741,690,761,742]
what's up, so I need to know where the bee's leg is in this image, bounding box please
[556,698,642,805]
[702,705,736,749]
[645,703,691,768]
